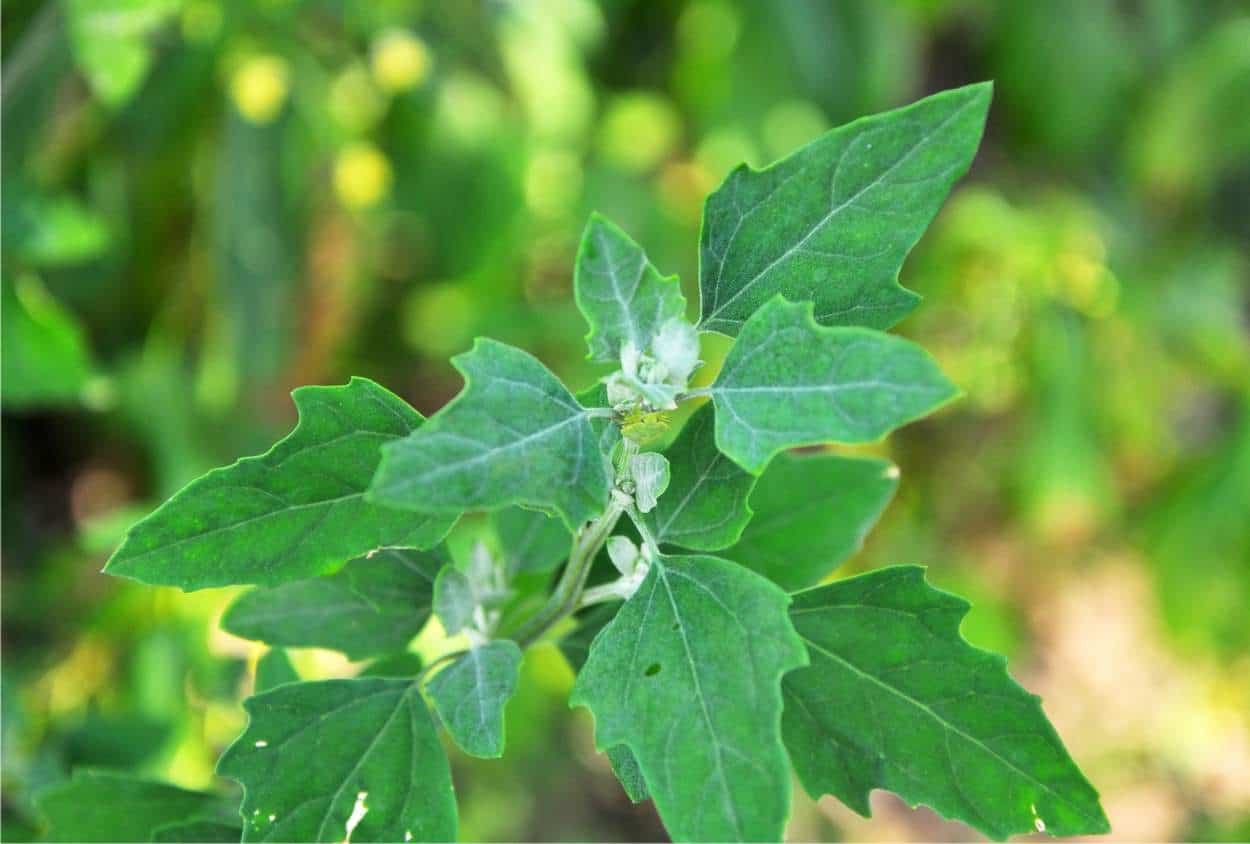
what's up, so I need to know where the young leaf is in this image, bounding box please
[574,214,686,363]
[370,339,610,529]
[105,378,454,590]
[570,555,807,841]
[255,649,300,692]
[629,451,670,513]
[152,820,244,842]
[495,507,570,575]
[699,82,991,336]
[558,604,649,804]
[712,297,957,473]
[433,566,476,635]
[643,403,756,551]
[782,566,1109,840]
[222,548,445,661]
[35,770,224,843]
[218,678,456,842]
[427,641,523,758]
[725,453,898,590]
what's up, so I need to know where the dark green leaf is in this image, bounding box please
[218,678,456,842]
[255,649,299,692]
[782,566,1109,839]
[712,297,957,473]
[105,378,454,590]
[35,770,222,843]
[152,820,243,842]
[358,653,424,678]
[725,453,897,590]
[1,276,93,409]
[645,403,756,551]
[427,641,523,758]
[699,83,991,335]
[222,548,444,661]
[495,507,570,575]
[571,555,807,841]
[371,340,610,529]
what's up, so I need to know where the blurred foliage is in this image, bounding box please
[2,0,1248,841]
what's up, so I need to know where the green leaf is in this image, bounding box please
[725,453,897,590]
[63,0,181,107]
[433,566,476,635]
[698,82,991,336]
[629,452,670,513]
[35,770,223,843]
[427,641,523,758]
[358,652,425,678]
[782,566,1109,840]
[495,507,570,575]
[105,378,454,590]
[223,548,445,661]
[1,276,94,409]
[574,213,686,363]
[559,605,649,804]
[255,649,300,692]
[711,297,958,473]
[644,403,756,551]
[371,339,610,529]
[218,678,456,842]
[570,555,807,841]
[152,820,244,842]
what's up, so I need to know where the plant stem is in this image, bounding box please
[626,505,662,559]
[511,495,627,648]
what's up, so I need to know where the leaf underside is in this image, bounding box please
[781,566,1109,840]
[218,678,456,842]
[571,555,807,841]
[105,377,453,590]
[427,641,523,758]
[222,548,445,661]
[712,297,958,473]
[495,506,571,575]
[698,82,992,336]
[371,339,609,529]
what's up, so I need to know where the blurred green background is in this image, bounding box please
[3,0,1249,840]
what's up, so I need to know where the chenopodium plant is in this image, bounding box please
[100,82,1110,843]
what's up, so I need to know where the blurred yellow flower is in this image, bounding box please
[371,29,431,93]
[334,142,392,210]
[229,54,289,124]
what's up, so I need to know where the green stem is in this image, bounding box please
[626,505,661,559]
[512,495,627,648]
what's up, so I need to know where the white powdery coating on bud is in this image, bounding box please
[630,452,671,513]
[606,535,640,577]
[651,318,699,385]
[619,341,641,379]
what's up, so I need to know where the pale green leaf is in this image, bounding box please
[222,548,445,660]
[495,507,570,575]
[726,453,897,590]
[255,649,299,692]
[644,403,756,551]
[699,82,991,335]
[574,214,686,362]
[370,339,610,529]
[629,451,670,513]
[105,378,454,590]
[218,678,456,842]
[570,555,807,841]
[427,641,523,758]
[35,771,224,843]
[433,567,476,635]
[782,566,1109,840]
[712,297,957,473]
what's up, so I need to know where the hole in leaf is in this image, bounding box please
[644,663,661,677]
